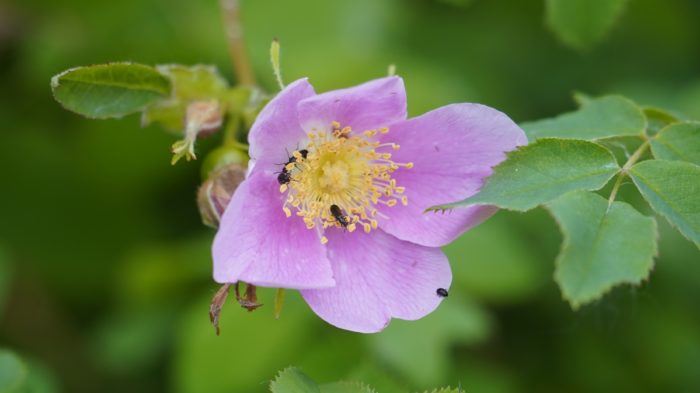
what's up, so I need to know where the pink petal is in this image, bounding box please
[378,103,527,247]
[301,229,451,333]
[248,78,316,176]
[297,76,406,135]
[212,172,335,289]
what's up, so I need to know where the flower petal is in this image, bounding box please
[297,76,407,134]
[212,172,335,289]
[301,229,451,333]
[378,103,527,247]
[248,78,316,175]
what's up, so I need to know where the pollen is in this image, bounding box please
[280,121,411,242]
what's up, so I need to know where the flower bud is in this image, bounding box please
[197,162,246,228]
[171,99,223,165]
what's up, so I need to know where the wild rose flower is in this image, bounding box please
[212,76,526,333]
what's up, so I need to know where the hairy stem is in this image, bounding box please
[220,0,255,85]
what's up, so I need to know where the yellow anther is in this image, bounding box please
[401,196,409,206]
[279,122,411,241]
[406,162,414,169]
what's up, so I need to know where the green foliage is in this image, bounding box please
[629,160,700,247]
[50,63,171,119]
[141,65,229,132]
[0,350,56,393]
[270,367,321,393]
[545,0,628,50]
[0,350,27,392]
[650,122,700,165]
[548,191,657,309]
[521,96,646,141]
[320,382,376,393]
[267,367,465,393]
[436,139,619,211]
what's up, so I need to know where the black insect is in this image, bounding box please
[330,204,349,228]
[277,170,292,185]
[436,288,449,298]
[276,149,309,185]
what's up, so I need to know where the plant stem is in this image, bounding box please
[220,0,255,85]
[607,138,650,209]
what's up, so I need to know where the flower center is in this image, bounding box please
[280,122,412,243]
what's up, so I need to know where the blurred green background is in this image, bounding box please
[1,0,700,392]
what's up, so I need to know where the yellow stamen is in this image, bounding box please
[280,122,411,238]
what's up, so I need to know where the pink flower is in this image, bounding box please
[212,77,526,333]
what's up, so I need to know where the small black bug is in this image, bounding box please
[436,288,449,298]
[330,204,349,228]
[276,149,309,185]
[277,170,292,185]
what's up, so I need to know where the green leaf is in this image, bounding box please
[650,122,700,165]
[548,191,657,309]
[51,63,171,119]
[629,160,700,247]
[545,0,628,50]
[434,139,620,212]
[521,96,646,141]
[270,368,320,393]
[141,64,229,132]
[320,381,376,393]
[0,349,28,392]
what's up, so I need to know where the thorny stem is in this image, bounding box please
[220,0,255,85]
[607,137,651,210]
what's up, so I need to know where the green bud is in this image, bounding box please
[200,145,248,181]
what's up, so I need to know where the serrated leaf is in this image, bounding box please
[545,0,628,50]
[141,64,229,132]
[629,160,700,247]
[521,96,645,141]
[51,63,171,119]
[320,381,376,393]
[650,122,700,165]
[548,191,657,309]
[270,367,320,393]
[434,139,620,212]
[0,349,28,392]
